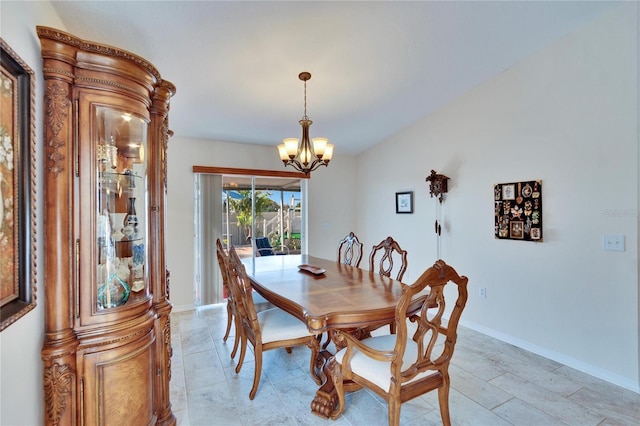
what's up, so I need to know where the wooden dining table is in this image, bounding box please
[242,254,410,419]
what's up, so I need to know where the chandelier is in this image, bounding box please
[278,72,334,175]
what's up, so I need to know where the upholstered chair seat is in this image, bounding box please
[257,307,313,342]
[334,334,444,392]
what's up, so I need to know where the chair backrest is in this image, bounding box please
[254,237,275,256]
[215,238,232,299]
[392,260,468,386]
[368,236,408,281]
[337,232,364,267]
[227,246,261,341]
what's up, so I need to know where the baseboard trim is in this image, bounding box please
[459,319,640,394]
[171,303,196,313]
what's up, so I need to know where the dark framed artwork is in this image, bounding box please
[395,191,413,214]
[494,180,542,242]
[0,39,37,331]
[502,184,515,200]
[510,221,524,239]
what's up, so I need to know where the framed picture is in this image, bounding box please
[502,184,515,200]
[395,191,413,214]
[530,228,541,240]
[0,39,37,331]
[510,221,524,239]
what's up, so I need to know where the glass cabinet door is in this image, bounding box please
[95,106,148,310]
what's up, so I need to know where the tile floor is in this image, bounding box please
[169,304,640,426]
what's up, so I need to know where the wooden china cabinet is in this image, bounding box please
[38,27,176,426]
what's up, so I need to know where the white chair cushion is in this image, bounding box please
[334,334,437,392]
[258,308,311,343]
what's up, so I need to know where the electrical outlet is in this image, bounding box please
[479,288,486,299]
[603,234,625,252]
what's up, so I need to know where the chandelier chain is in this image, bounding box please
[303,79,308,119]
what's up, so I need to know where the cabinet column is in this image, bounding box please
[149,80,176,426]
[40,37,80,426]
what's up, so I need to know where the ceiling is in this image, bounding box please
[49,1,620,155]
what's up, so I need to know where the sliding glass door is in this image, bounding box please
[222,176,303,257]
[194,172,305,305]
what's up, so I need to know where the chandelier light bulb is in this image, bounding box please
[283,138,299,158]
[312,138,327,157]
[323,143,334,161]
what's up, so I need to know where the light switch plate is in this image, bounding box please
[603,234,625,252]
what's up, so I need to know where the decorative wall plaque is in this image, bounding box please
[494,180,542,242]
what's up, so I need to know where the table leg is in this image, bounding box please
[311,348,339,418]
[310,328,370,419]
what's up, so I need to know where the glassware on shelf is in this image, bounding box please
[126,197,139,237]
[110,213,127,241]
[97,141,118,172]
[97,273,131,309]
[97,211,111,265]
[97,210,131,309]
[131,242,145,292]
[124,168,136,189]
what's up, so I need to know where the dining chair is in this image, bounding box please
[368,236,408,333]
[226,245,320,400]
[336,231,364,267]
[368,236,408,282]
[215,239,240,359]
[330,259,469,426]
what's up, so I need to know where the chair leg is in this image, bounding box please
[249,346,263,400]
[285,347,292,354]
[438,374,452,426]
[230,314,241,359]
[230,323,240,359]
[236,333,248,374]
[388,399,401,426]
[223,301,233,342]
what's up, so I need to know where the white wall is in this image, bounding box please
[307,157,358,260]
[166,137,357,310]
[355,3,639,391]
[0,1,66,425]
